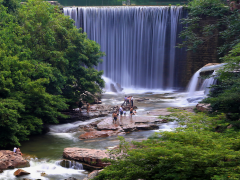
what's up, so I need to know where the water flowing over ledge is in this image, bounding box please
[63,6,187,90]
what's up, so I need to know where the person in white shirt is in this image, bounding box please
[131,96,133,106]
[119,106,123,116]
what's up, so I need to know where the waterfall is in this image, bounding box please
[186,63,226,99]
[102,76,122,93]
[63,6,186,90]
[200,71,217,95]
[187,70,201,97]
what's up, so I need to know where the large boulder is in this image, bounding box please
[0,150,30,170]
[14,169,30,177]
[63,148,110,168]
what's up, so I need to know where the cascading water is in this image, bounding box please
[184,63,226,104]
[63,6,187,90]
[187,70,201,97]
[200,71,217,95]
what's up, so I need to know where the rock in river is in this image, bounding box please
[0,150,30,170]
[63,148,110,168]
[14,169,30,177]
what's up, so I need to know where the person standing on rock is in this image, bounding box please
[112,112,118,123]
[119,106,123,116]
[131,96,133,106]
[87,103,90,113]
[116,106,119,116]
[130,107,133,117]
[13,147,17,153]
[122,96,128,106]
[16,147,22,155]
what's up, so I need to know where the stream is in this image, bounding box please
[0,90,195,180]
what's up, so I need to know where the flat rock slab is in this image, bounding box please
[63,148,110,167]
[79,109,173,140]
[79,130,125,140]
[0,150,29,170]
[97,116,159,130]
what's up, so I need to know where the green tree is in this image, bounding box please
[18,0,104,108]
[0,0,104,147]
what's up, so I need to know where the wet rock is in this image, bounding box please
[0,150,30,170]
[63,148,110,168]
[14,169,30,177]
[83,170,103,180]
[161,119,168,123]
[136,98,149,102]
[79,130,124,140]
[135,124,159,130]
[116,83,123,91]
[64,177,78,180]
[196,103,211,112]
[79,124,97,132]
[110,84,118,92]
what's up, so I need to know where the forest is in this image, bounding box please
[0,0,104,147]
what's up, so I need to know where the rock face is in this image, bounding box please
[14,169,30,177]
[63,148,110,168]
[0,150,30,170]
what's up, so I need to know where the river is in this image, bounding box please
[0,90,195,180]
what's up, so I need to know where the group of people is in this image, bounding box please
[112,105,137,123]
[122,96,134,106]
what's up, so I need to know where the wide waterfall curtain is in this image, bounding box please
[64,6,187,90]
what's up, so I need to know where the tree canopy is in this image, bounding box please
[0,0,104,147]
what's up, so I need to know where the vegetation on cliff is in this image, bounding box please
[0,0,104,147]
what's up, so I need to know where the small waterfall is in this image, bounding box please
[63,6,186,90]
[56,160,83,170]
[185,63,226,104]
[102,76,122,93]
[187,70,201,97]
[200,71,217,95]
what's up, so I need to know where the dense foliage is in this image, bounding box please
[179,0,240,56]
[179,0,240,122]
[0,0,104,147]
[94,109,240,180]
[203,43,240,121]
